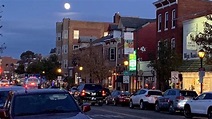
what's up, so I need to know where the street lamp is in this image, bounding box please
[124,60,129,66]
[78,66,83,84]
[198,49,205,94]
[57,68,62,73]
[124,60,129,91]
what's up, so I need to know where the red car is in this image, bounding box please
[105,90,130,106]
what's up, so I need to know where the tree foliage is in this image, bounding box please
[148,40,182,91]
[191,15,212,64]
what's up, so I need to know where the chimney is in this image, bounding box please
[113,12,121,24]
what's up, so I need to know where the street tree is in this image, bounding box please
[190,15,212,65]
[148,40,182,91]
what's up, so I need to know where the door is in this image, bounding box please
[190,93,206,114]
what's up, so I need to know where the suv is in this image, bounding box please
[129,89,163,109]
[75,83,106,106]
[155,89,198,114]
[184,92,212,119]
[0,89,91,119]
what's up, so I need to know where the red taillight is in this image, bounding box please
[102,90,106,96]
[30,82,35,85]
[145,95,150,97]
[81,90,86,96]
[176,96,184,100]
[24,85,28,88]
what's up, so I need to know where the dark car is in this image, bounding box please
[105,90,130,106]
[155,89,198,114]
[75,83,105,106]
[0,89,91,119]
[0,86,25,108]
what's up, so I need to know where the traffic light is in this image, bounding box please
[178,74,183,81]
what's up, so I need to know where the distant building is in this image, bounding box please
[56,18,111,76]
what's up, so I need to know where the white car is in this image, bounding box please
[129,89,162,109]
[184,92,212,119]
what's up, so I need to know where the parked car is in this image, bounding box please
[105,90,130,106]
[184,92,212,119]
[129,89,163,109]
[75,83,106,106]
[24,77,41,89]
[155,89,198,114]
[0,79,10,87]
[0,86,25,108]
[0,89,91,119]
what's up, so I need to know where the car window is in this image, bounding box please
[180,91,198,97]
[84,84,102,91]
[139,90,146,95]
[167,90,176,95]
[148,91,162,95]
[163,90,169,96]
[0,91,9,104]
[203,93,212,99]
[13,93,80,116]
[196,93,206,100]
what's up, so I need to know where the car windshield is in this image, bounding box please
[13,93,80,116]
[180,91,198,97]
[148,91,162,95]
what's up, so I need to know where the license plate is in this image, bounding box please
[91,97,96,100]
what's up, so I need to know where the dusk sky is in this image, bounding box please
[0,0,156,59]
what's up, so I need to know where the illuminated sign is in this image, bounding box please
[129,52,136,71]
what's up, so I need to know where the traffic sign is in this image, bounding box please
[123,71,130,76]
[123,76,129,84]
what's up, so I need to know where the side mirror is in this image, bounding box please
[82,103,91,112]
[0,109,7,118]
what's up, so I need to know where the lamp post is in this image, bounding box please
[198,49,205,94]
[124,60,129,91]
[79,66,83,84]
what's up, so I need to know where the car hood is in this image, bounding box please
[14,112,91,119]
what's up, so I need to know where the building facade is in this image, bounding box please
[56,18,111,76]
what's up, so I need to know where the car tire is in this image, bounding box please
[155,102,160,112]
[129,100,134,109]
[113,100,117,106]
[207,107,212,119]
[168,103,175,114]
[184,105,192,119]
[139,100,145,110]
[105,100,109,105]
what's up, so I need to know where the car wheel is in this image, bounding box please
[113,100,117,106]
[184,105,192,119]
[105,100,109,105]
[129,100,134,109]
[155,102,160,112]
[140,100,145,110]
[207,107,212,119]
[168,103,175,114]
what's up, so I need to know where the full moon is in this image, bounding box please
[64,3,71,10]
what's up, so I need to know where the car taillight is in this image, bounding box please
[102,90,106,96]
[176,96,184,100]
[145,95,150,97]
[81,90,86,96]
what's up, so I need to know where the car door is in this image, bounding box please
[201,93,212,114]
[190,93,206,114]
[134,90,146,105]
[131,90,141,105]
[159,90,170,107]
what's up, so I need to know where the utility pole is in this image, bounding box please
[0,5,6,54]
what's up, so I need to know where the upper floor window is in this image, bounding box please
[64,59,68,68]
[73,45,79,50]
[63,44,68,54]
[57,33,61,40]
[104,32,108,37]
[158,14,162,32]
[165,12,168,30]
[73,30,79,39]
[172,9,176,29]
[118,49,121,58]
[57,47,61,55]
[62,30,68,39]
[109,48,116,61]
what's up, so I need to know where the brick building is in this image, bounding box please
[56,18,111,76]
[153,0,212,56]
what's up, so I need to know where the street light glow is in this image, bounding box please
[198,49,205,58]
[64,3,71,10]
[124,60,129,66]
[57,68,62,73]
[79,66,83,71]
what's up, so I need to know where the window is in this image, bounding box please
[118,49,121,58]
[171,38,176,49]
[64,60,68,68]
[63,45,68,54]
[165,12,168,30]
[172,9,176,28]
[57,33,61,40]
[109,48,116,61]
[158,14,162,32]
[157,41,161,51]
[204,93,212,99]
[62,30,68,39]
[73,30,79,39]
[104,32,108,37]
[73,45,79,50]
[57,47,61,55]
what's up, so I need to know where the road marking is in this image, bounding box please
[91,108,151,119]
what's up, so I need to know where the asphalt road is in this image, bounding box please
[86,105,208,119]
[86,105,185,119]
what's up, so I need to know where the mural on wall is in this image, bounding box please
[183,16,211,60]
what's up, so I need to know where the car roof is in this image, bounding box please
[0,86,25,91]
[13,89,68,95]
